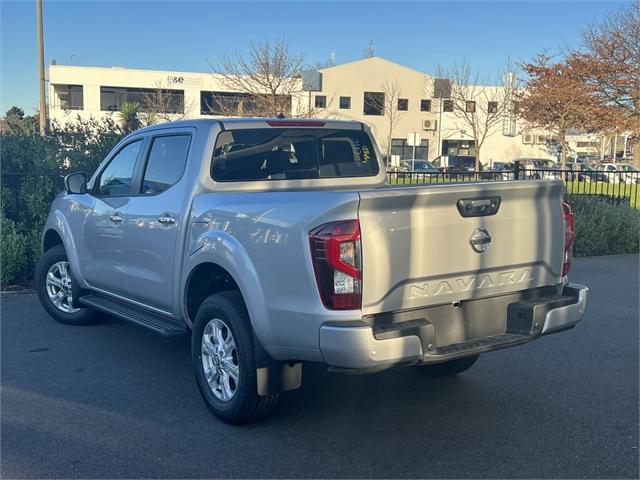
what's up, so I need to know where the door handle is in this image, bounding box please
[158,216,176,225]
[109,214,123,223]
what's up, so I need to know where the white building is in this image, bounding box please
[48,64,306,124]
[48,58,566,165]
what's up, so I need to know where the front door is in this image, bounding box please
[122,132,193,312]
[81,138,144,297]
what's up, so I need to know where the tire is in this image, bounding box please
[191,291,279,425]
[35,245,97,325]
[415,355,479,377]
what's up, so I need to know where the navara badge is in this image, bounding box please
[470,228,491,253]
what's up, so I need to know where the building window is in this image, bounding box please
[397,98,408,111]
[442,99,454,112]
[390,138,429,161]
[465,101,476,113]
[441,139,476,157]
[522,133,534,144]
[577,141,599,148]
[315,95,327,109]
[200,91,291,116]
[363,92,384,115]
[100,86,184,114]
[339,96,351,109]
[420,99,431,112]
[52,84,84,110]
[488,101,498,114]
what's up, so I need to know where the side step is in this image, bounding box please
[435,333,531,357]
[80,293,187,337]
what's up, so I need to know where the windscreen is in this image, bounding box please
[211,128,379,182]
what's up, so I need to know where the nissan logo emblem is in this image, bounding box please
[470,227,491,253]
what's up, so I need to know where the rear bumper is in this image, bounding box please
[319,283,588,371]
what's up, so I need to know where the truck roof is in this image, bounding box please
[136,117,364,134]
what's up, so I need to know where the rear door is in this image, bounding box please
[358,181,565,315]
[121,130,193,312]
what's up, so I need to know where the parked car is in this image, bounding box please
[575,155,600,165]
[437,155,480,172]
[36,118,588,424]
[513,158,560,180]
[399,159,439,173]
[565,163,605,182]
[595,163,639,184]
[618,164,640,184]
[485,162,517,180]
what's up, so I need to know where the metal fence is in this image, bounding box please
[1,166,638,232]
[388,166,640,209]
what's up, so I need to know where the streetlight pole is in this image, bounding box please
[36,0,46,135]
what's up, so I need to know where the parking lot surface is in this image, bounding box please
[1,255,638,479]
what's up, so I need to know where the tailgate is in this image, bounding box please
[358,181,565,315]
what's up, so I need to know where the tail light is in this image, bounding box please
[309,220,362,310]
[562,202,574,276]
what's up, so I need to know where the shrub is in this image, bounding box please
[1,114,124,287]
[1,216,29,286]
[568,195,640,257]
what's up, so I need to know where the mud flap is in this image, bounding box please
[253,334,302,395]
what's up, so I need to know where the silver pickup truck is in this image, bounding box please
[36,118,588,424]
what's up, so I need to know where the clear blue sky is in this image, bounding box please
[0,0,628,114]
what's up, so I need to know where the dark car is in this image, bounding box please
[484,162,517,180]
[399,159,439,172]
[566,163,605,182]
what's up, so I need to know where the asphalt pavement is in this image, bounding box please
[1,255,638,478]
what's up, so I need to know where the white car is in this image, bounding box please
[595,163,639,184]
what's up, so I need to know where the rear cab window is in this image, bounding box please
[211,128,378,182]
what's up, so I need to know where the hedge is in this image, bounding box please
[1,115,125,286]
[568,195,640,257]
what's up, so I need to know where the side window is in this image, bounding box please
[141,135,191,194]
[96,140,142,196]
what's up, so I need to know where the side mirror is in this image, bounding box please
[64,172,87,194]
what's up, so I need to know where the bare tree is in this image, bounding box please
[368,81,406,157]
[435,60,513,170]
[138,80,196,123]
[211,39,304,117]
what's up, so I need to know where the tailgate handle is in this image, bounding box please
[457,196,501,217]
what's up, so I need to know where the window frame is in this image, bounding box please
[339,96,351,109]
[397,98,409,111]
[487,101,498,114]
[420,99,431,112]
[135,132,193,196]
[363,91,385,116]
[91,138,146,198]
[442,99,454,112]
[100,86,185,113]
[314,95,327,109]
[210,127,380,183]
[465,101,476,113]
[53,84,84,110]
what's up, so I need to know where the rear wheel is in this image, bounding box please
[415,355,479,377]
[191,291,279,424]
[35,245,97,325]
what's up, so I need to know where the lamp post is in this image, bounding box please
[36,0,46,135]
